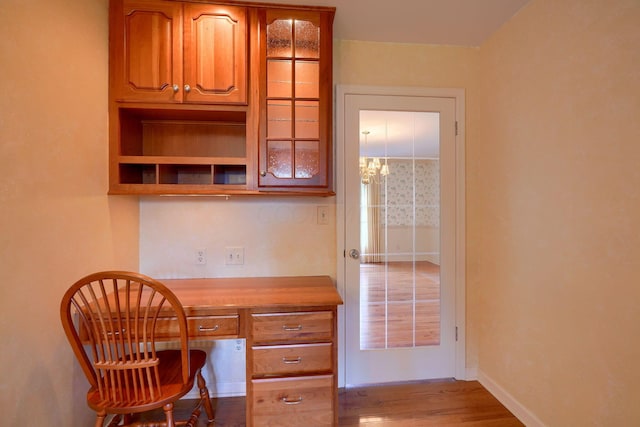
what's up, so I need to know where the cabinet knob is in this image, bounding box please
[260,171,267,177]
[184,84,191,93]
[172,84,179,93]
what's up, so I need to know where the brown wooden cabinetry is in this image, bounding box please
[111,0,247,104]
[247,309,338,427]
[109,105,254,194]
[109,0,334,195]
[155,276,342,426]
[258,9,334,192]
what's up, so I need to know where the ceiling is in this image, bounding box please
[236,0,532,158]
[235,0,531,46]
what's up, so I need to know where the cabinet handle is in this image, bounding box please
[282,356,302,364]
[282,324,302,331]
[184,84,191,93]
[281,396,303,405]
[260,171,267,177]
[198,325,220,332]
[172,84,179,93]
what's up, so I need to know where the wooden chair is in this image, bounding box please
[60,271,215,427]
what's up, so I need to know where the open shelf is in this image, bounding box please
[113,107,249,191]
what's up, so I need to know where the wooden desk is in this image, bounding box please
[160,275,343,427]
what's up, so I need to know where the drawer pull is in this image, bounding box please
[282,356,302,364]
[282,324,302,332]
[198,325,220,332]
[282,396,303,405]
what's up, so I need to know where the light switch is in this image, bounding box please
[317,206,329,225]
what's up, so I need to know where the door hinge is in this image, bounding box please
[343,249,346,258]
[455,121,459,136]
[455,326,458,341]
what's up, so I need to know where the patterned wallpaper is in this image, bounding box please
[380,159,439,227]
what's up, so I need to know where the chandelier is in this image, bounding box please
[359,131,390,184]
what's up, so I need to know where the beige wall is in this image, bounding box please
[476,0,640,425]
[3,0,639,425]
[0,0,139,424]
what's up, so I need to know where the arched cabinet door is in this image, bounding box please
[258,8,334,194]
[111,0,183,102]
[183,3,247,104]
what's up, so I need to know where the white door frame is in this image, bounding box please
[335,85,467,386]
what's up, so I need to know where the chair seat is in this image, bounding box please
[87,349,207,414]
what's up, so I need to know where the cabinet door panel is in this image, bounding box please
[184,4,247,104]
[114,0,183,102]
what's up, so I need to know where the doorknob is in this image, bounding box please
[349,249,360,259]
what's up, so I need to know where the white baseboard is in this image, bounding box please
[477,370,546,427]
[465,367,478,380]
[185,381,246,399]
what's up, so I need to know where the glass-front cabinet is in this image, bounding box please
[258,9,334,192]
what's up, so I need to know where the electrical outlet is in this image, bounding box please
[195,248,206,265]
[224,247,244,265]
[234,339,244,352]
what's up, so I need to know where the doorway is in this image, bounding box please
[336,86,466,386]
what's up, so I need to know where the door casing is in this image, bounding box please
[335,85,468,386]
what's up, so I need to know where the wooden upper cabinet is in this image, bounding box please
[258,8,334,193]
[111,0,247,104]
[108,1,334,196]
[183,4,247,104]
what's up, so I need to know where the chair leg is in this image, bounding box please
[163,402,175,427]
[95,411,106,427]
[197,370,216,422]
[185,407,201,427]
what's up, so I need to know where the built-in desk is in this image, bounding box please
[160,275,343,427]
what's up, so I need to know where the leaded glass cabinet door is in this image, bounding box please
[258,9,334,192]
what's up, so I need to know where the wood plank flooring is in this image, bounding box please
[338,380,524,426]
[157,379,523,426]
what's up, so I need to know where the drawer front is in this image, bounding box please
[251,375,334,427]
[251,311,333,344]
[156,315,239,339]
[252,343,332,376]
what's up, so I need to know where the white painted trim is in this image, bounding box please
[453,89,467,381]
[184,381,246,399]
[335,84,467,384]
[466,367,478,380]
[335,84,347,388]
[478,370,546,427]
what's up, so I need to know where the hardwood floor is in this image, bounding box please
[157,379,523,426]
[360,261,441,349]
[338,380,524,426]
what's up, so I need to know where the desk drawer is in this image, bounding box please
[251,375,333,427]
[251,311,333,344]
[252,343,332,376]
[156,315,239,339]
